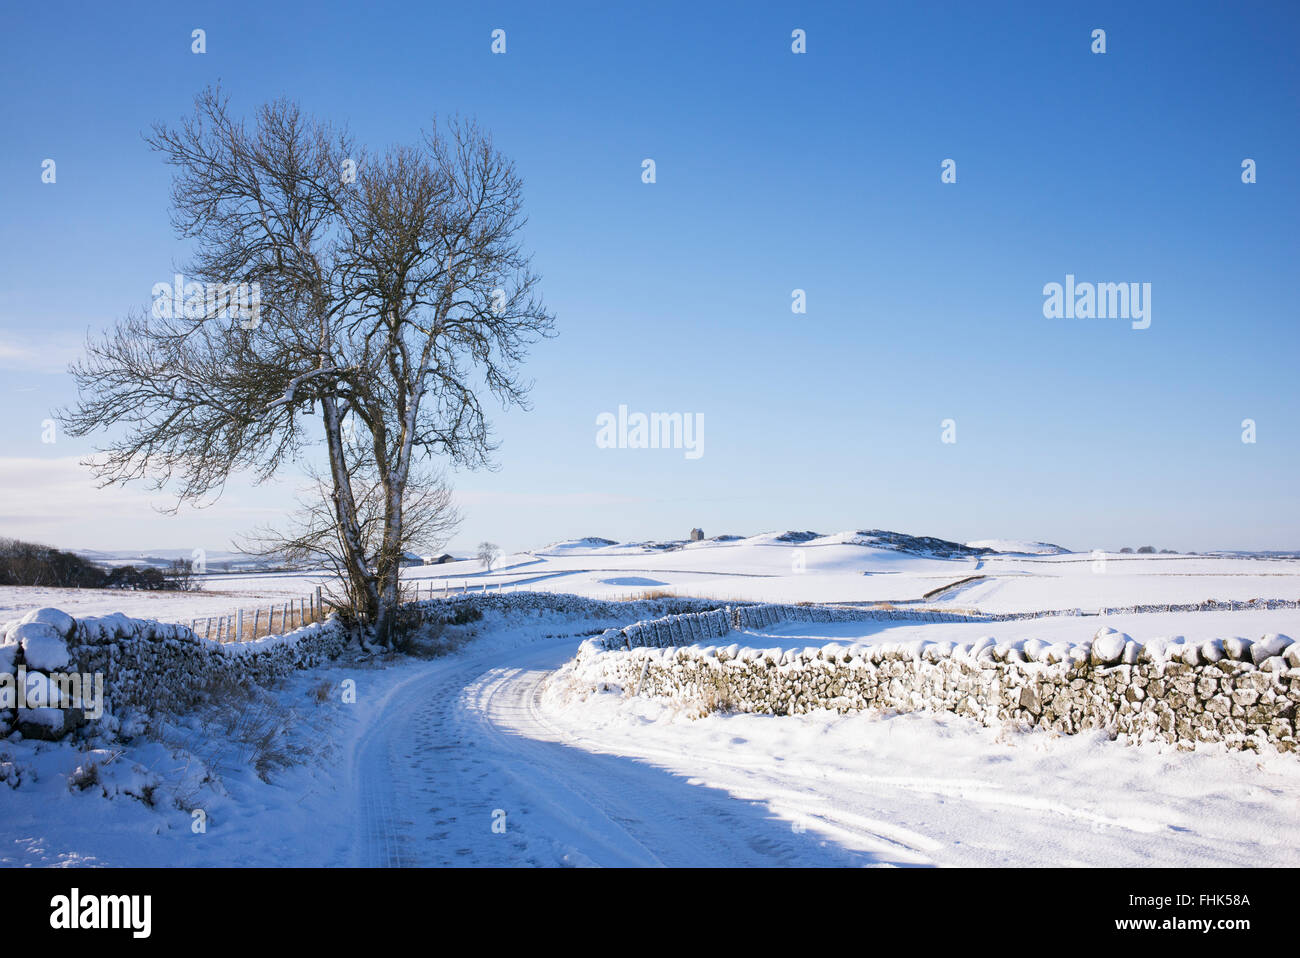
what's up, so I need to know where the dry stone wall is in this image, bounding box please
[567,609,1300,753]
[731,603,1066,630]
[411,591,728,625]
[1,607,348,739]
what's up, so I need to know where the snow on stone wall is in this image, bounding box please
[567,614,1300,753]
[409,591,728,626]
[590,609,733,650]
[404,593,1300,640]
[591,602,1093,652]
[733,599,1300,630]
[582,602,1022,653]
[9,591,1298,747]
[0,592,729,741]
[0,607,349,739]
[1096,599,1300,615]
[730,603,1054,630]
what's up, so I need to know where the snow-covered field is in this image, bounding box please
[2,532,1298,867]
[8,533,1297,623]
[723,608,1300,656]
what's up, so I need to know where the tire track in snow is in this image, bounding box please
[351,637,906,866]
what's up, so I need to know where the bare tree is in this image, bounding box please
[59,86,554,644]
[240,461,461,620]
[164,557,201,592]
[477,541,501,573]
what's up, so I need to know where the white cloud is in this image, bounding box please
[0,457,297,551]
[0,333,84,374]
[0,456,152,519]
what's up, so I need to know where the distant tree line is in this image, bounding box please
[102,561,198,591]
[0,538,198,591]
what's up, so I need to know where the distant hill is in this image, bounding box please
[965,539,1071,556]
[535,537,621,555]
[75,548,300,573]
[534,530,1069,559]
[836,530,996,558]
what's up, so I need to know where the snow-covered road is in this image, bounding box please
[347,634,1300,867]
[353,638,876,866]
[3,622,1295,867]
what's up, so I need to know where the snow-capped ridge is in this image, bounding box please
[966,539,1071,555]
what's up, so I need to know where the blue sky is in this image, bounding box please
[1,0,1297,555]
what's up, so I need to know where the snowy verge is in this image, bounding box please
[533,675,1300,866]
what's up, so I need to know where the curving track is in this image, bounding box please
[353,638,884,866]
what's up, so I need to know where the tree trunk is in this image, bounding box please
[321,394,380,627]
[371,464,409,647]
[372,562,402,647]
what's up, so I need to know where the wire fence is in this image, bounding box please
[189,587,329,644]
[186,578,702,644]
[189,579,510,643]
